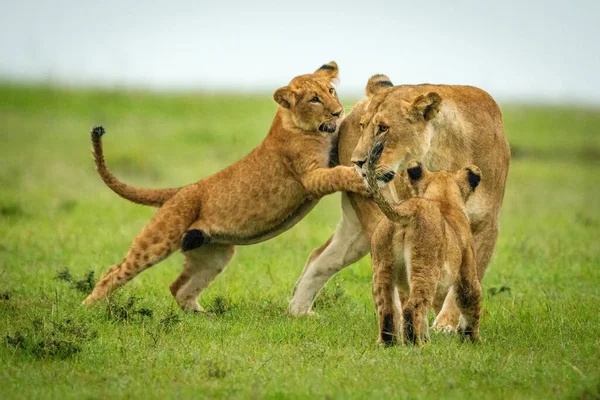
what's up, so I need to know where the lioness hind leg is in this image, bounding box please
[83,198,197,305]
[170,244,235,311]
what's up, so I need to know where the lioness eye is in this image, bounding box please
[329,88,335,95]
[359,122,364,130]
[377,125,388,134]
[310,96,320,103]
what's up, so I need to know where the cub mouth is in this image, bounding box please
[318,121,337,133]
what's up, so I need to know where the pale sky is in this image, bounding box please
[1,0,598,103]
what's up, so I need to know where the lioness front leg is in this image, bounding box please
[289,193,369,316]
[302,166,369,198]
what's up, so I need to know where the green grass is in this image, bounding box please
[1,83,599,399]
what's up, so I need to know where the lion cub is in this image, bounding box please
[83,62,369,310]
[365,139,483,345]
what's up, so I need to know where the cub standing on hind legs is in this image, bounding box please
[83,62,369,311]
[365,138,483,345]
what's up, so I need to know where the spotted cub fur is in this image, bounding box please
[83,62,368,310]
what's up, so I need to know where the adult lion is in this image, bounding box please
[289,74,510,330]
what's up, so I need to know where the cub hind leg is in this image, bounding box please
[83,195,199,305]
[403,256,439,345]
[372,262,401,346]
[433,219,498,331]
[454,247,483,343]
[170,244,235,311]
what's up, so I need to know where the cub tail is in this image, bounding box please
[91,126,180,207]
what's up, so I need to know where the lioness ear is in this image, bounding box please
[273,86,295,109]
[314,61,339,81]
[365,74,394,98]
[408,92,442,122]
[406,160,424,182]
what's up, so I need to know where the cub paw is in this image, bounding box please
[82,295,97,306]
[456,325,481,343]
[455,315,481,343]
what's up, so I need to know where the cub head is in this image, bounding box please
[273,61,344,134]
[399,160,482,203]
[352,74,442,177]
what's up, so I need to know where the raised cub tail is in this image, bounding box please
[366,175,417,225]
[91,126,180,207]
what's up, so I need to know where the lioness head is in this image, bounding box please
[273,61,344,134]
[352,74,442,177]
[403,160,481,203]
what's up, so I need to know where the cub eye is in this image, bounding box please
[310,96,320,103]
[359,122,364,130]
[329,88,335,95]
[377,124,388,134]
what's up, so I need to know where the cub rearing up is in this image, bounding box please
[365,139,483,345]
[83,62,368,310]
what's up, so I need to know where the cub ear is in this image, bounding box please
[454,165,482,200]
[406,160,424,182]
[466,165,482,191]
[314,61,339,81]
[365,74,394,98]
[408,92,442,122]
[273,86,295,109]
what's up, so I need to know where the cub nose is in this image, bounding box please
[352,158,366,168]
[331,109,342,117]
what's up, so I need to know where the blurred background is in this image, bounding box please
[1,0,599,103]
[1,2,600,398]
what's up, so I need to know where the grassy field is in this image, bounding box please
[0,83,599,399]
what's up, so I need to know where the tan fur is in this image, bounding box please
[83,62,369,309]
[291,75,510,326]
[366,154,483,345]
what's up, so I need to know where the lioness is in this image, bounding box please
[83,62,369,310]
[289,75,510,331]
[365,141,483,345]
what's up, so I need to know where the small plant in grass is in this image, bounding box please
[4,317,97,360]
[55,268,96,294]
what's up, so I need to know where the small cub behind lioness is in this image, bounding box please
[365,139,483,345]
